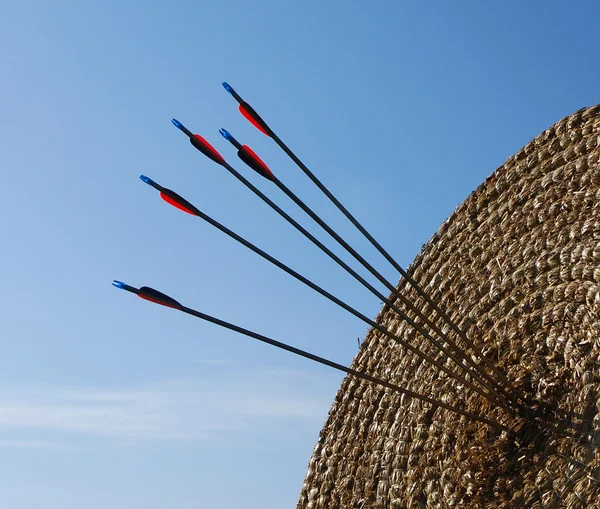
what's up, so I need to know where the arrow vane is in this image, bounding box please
[222,82,272,137]
[171,118,226,166]
[112,280,512,434]
[112,281,182,309]
[219,129,275,181]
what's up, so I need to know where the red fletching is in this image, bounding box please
[137,286,182,309]
[240,145,275,180]
[239,104,270,136]
[160,191,197,215]
[191,134,226,165]
[138,293,180,309]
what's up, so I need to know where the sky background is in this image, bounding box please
[1,1,599,508]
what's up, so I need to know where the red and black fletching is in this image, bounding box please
[190,134,226,166]
[159,189,200,216]
[238,145,275,181]
[138,287,182,309]
[239,103,272,137]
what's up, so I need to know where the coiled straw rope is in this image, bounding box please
[297,105,600,509]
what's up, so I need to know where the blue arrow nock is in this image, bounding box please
[219,128,241,150]
[222,82,235,96]
[171,118,184,131]
[219,128,233,141]
[140,175,155,186]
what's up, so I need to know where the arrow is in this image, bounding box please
[221,82,529,406]
[112,280,181,309]
[140,175,200,216]
[171,125,512,407]
[139,174,518,413]
[112,280,512,434]
[171,118,226,166]
[172,119,517,410]
[221,82,273,137]
[171,121,513,407]
[218,129,521,410]
[218,128,275,181]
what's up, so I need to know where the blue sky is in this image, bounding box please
[1,1,598,507]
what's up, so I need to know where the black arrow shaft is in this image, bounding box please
[218,162,511,410]
[119,283,511,433]
[178,304,511,433]
[272,177,519,407]
[180,200,513,412]
[268,131,527,404]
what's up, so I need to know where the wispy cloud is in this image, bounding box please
[190,359,231,365]
[0,369,337,445]
[0,439,58,448]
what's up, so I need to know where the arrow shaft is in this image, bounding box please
[218,161,512,410]
[269,131,527,404]
[272,177,519,408]
[179,198,514,412]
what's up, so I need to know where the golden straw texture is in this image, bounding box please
[297,105,600,509]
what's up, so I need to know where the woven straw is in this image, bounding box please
[297,105,600,508]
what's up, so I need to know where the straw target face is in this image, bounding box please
[298,105,600,508]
